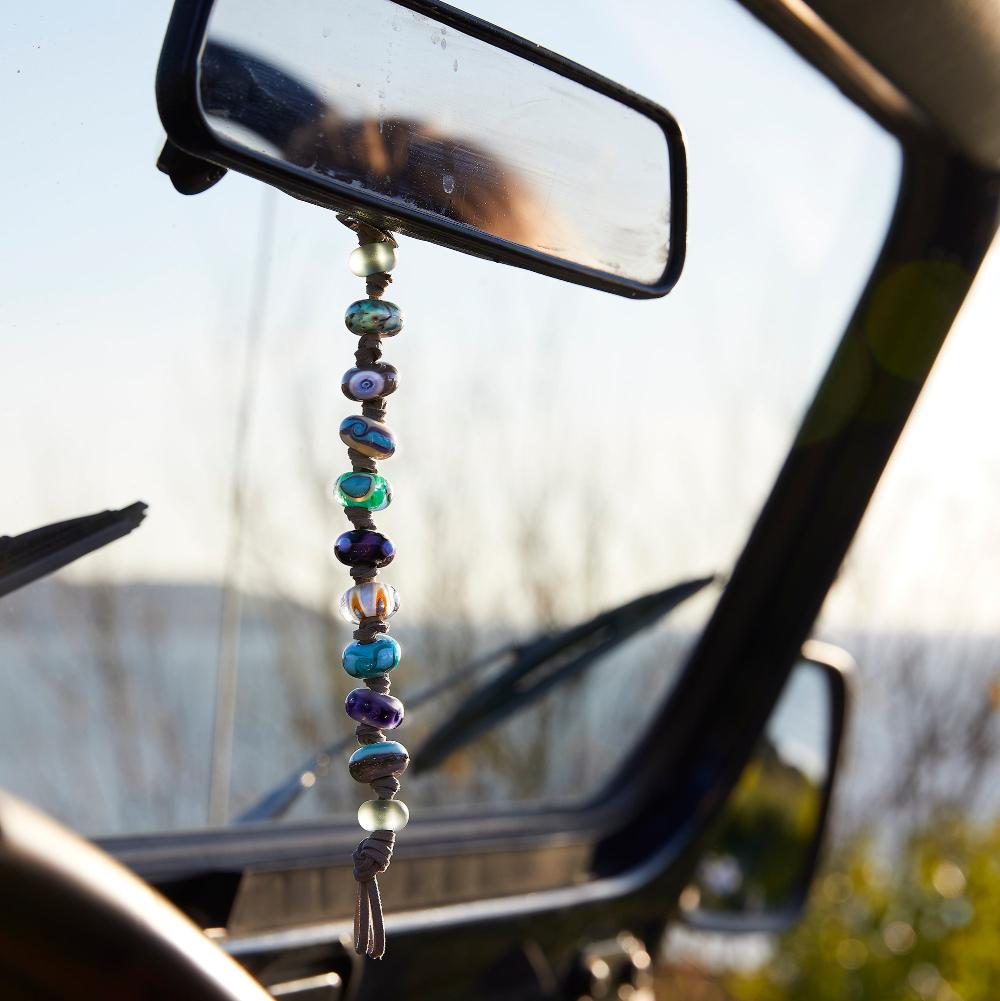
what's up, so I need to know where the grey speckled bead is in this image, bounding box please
[345,299,403,337]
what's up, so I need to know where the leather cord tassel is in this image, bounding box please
[352,830,395,958]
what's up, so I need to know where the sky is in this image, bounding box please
[2,0,994,636]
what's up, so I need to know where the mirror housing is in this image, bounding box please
[155,0,686,298]
[677,641,852,934]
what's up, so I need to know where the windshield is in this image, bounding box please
[0,0,899,836]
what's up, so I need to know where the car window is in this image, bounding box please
[0,0,899,836]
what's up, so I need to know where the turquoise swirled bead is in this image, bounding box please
[343,636,402,678]
[339,415,396,460]
[345,298,403,336]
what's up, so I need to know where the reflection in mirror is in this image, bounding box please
[199,0,674,284]
[680,657,838,929]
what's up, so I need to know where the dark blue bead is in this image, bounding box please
[333,530,395,568]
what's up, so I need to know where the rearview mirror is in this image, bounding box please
[156,0,686,298]
[678,641,851,933]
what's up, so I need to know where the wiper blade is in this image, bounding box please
[237,575,714,823]
[410,575,714,773]
[0,502,147,599]
[236,641,517,824]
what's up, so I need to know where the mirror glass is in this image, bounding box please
[199,0,674,284]
[679,659,834,927]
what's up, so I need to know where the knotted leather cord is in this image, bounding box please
[338,214,402,959]
[352,829,394,959]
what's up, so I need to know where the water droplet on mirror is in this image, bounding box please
[321,25,331,38]
[442,174,455,194]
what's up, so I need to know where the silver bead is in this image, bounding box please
[358,798,409,832]
[349,242,397,277]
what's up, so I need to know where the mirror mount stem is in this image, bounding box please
[336,213,398,248]
[157,138,227,196]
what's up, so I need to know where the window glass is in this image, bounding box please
[0,0,899,835]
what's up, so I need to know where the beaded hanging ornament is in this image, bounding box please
[333,215,409,960]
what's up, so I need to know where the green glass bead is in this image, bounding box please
[349,242,397,277]
[345,299,403,337]
[358,798,409,832]
[331,471,392,511]
[343,636,401,678]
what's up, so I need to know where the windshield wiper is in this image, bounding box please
[234,639,513,823]
[0,502,147,599]
[409,574,714,772]
[237,574,714,823]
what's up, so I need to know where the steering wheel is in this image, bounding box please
[0,791,273,1000]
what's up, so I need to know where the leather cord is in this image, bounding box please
[337,215,402,959]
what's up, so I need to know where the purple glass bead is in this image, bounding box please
[345,688,405,730]
[333,530,395,568]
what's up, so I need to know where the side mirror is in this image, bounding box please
[678,641,851,933]
[155,0,686,298]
